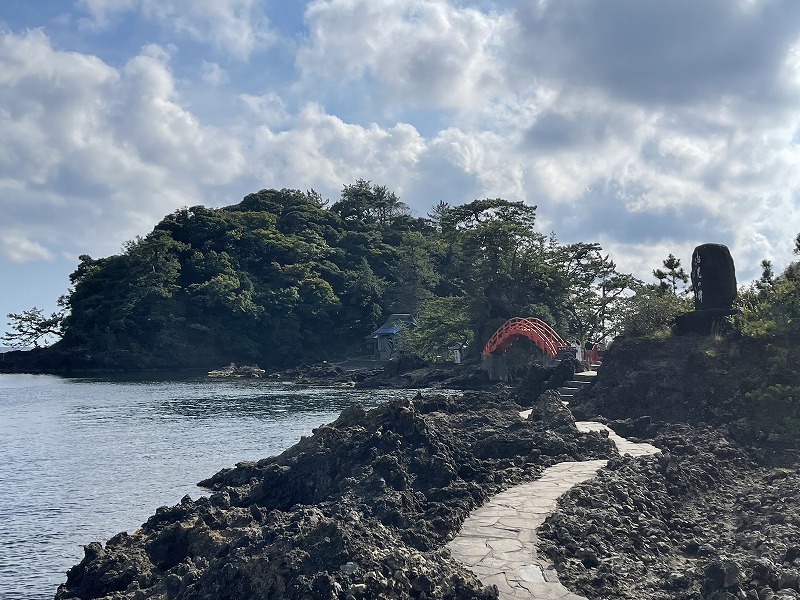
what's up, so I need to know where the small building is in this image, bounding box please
[366,314,415,360]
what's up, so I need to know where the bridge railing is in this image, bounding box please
[481,317,569,359]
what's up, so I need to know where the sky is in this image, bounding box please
[3,0,800,336]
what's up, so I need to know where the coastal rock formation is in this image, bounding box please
[207,364,266,378]
[570,334,799,452]
[56,332,800,600]
[540,333,800,599]
[56,391,615,599]
[538,423,800,599]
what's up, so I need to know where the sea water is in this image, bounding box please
[0,373,406,600]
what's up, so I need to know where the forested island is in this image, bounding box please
[0,181,652,372]
[2,180,799,376]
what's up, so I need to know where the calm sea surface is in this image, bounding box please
[0,373,408,600]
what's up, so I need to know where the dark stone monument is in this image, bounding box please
[675,243,738,335]
[691,243,737,311]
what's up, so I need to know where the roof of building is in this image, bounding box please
[372,313,415,336]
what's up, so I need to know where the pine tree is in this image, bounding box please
[653,253,689,294]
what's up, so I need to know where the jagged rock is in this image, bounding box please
[57,332,800,600]
[527,389,577,432]
[537,333,800,600]
[57,391,615,599]
[208,363,266,378]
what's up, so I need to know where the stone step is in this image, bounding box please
[572,370,598,383]
[564,381,591,389]
[558,381,590,396]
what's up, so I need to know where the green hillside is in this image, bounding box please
[6,180,800,375]
[4,181,646,371]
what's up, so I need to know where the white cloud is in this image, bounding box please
[6,0,800,291]
[0,231,55,263]
[78,0,275,59]
[508,0,800,107]
[0,29,245,257]
[428,127,526,201]
[200,61,229,86]
[77,0,138,28]
[290,0,800,280]
[240,91,290,128]
[246,103,428,201]
[297,0,509,109]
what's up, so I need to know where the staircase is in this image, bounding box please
[557,368,599,404]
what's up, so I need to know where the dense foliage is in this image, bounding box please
[9,176,798,373]
[735,236,800,347]
[618,254,693,339]
[8,182,638,369]
[703,236,800,438]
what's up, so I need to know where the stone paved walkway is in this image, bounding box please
[447,418,660,599]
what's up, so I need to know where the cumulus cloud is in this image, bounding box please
[6,0,800,289]
[78,0,275,59]
[0,29,244,258]
[509,0,800,107]
[286,0,800,277]
[297,0,509,109]
[447,0,800,278]
[245,103,428,201]
[0,231,55,263]
[200,61,229,86]
[240,91,291,129]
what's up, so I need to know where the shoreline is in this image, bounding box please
[54,334,800,599]
[55,385,614,599]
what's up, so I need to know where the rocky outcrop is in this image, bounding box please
[526,390,578,433]
[538,423,800,599]
[56,332,800,600]
[537,333,800,599]
[282,358,500,390]
[570,335,800,451]
[207,364,266,378]
[56,392,615,600]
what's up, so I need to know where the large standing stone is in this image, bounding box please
[691,243,737,311]
[675,243,738,335]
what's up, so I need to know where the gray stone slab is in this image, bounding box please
[448,419,661,600]
[518,564,546,582]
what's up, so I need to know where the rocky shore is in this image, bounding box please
[538,423,800,599]
[277,355,500,391]
[535,335,800,600]
[55,334,800,600]
[56,387,614,599]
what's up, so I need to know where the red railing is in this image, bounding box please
[481,317,569,359]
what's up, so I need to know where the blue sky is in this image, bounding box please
[3,0,800,337]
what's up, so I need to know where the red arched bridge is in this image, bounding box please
[481,317,569,360]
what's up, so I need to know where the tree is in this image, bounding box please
[395,296,473,361]
[734,234,800,368]
[386,231,440,313]
[427,201,451,232]
[434,198,542,344]
[653,253,689,294]
[550,242,635,343]
[620,284,691,338]
[2,306,66,348]
[755,259,775,292]
[331,179,410,226]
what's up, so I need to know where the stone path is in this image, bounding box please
[447,418,660,599]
